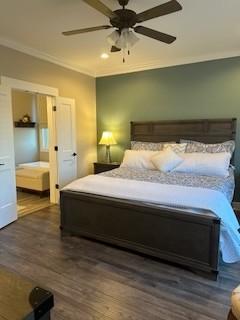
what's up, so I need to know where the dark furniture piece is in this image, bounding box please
[16,187,50,199]
[61,118,237,280]
[14,121,36,128]
[94,162,120,174]
[228,311,238,320]
[232,202,240,222]
[0,266,54,320]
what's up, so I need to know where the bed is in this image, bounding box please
[16,161,50,195]
[60,118,238,279]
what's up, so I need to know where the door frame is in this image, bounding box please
[1,76,59,204]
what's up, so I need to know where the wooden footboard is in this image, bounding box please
[60,190,220,279]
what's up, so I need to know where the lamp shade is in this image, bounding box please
[99,131,117,145]
[107,30,120,46]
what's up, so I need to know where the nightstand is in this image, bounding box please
[94,162,120,174]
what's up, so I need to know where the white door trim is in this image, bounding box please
[1,76,59,96]
[1,76,59,204]
[47,96,58,204]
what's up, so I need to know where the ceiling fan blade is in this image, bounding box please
[82,0,117,18]
[111,46,121,52]
[62,25,112,36]
[137,0,182,23]
[134,26,176,44]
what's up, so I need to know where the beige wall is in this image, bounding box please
[12,90,39,165]
[12,90,34,122]
[0,45,97,177]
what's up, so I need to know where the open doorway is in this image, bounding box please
[12,89,52,217]
[0,76,78,229]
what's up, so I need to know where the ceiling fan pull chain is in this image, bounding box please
[123,48,126,63]
[127,41,130,56]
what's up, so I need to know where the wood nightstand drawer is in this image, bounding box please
[94,162,120,174]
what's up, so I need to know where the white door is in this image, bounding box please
[55,97,77,190]
[0,86,17,228]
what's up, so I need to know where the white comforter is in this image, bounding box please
[64,175,240,263]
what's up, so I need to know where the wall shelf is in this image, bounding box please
[14,122,36,128]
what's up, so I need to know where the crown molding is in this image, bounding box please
[95,50,240,77]
[1,36,240,79]
[0,36,95,77]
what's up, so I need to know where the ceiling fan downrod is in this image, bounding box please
[118,0,129,9]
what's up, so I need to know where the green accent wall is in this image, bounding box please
[96,57,240,196]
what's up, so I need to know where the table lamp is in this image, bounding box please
[99,131,117,163]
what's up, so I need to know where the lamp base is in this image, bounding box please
[105,145,112,163]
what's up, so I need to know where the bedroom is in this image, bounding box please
[0,1,240,320]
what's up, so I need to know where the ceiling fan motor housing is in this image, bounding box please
[118,0,129,7]
[110,9,137,30]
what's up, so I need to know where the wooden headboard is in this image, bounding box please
[131,119,237,144]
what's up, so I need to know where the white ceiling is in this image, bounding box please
[0,0,240,77]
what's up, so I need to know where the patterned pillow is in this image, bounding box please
[180,139,235,155]
[163,143,187,153]
[131,141,175,151]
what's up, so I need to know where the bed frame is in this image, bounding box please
[60,118,237,280]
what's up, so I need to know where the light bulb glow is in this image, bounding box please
[101,53,109,59]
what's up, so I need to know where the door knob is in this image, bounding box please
[0,163,5,166]
[72,153,77,157]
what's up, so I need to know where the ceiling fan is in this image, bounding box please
[62,0,182,62]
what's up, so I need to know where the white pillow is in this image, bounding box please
[151,148,184,172]
[163,143,187,153]
[121,150,158,170]
[173,152,231,177]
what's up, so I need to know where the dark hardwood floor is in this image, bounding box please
[0,205,239,320]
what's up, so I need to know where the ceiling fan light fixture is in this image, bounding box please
[63,0,183,62]
[115,32,127,49]
[114,28,139,50]
[107,30,120,46]
[126,30,139,48]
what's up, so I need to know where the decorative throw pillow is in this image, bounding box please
[131,141,175,151]
[173,152,231,177]
[131,141,163,151]
[121,150,158,170]
[163,143,187,153]
[151,148,184,172]
[180,139,235,155]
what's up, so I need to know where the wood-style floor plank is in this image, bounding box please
[0,206,239,320]
[17,191,51,217]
